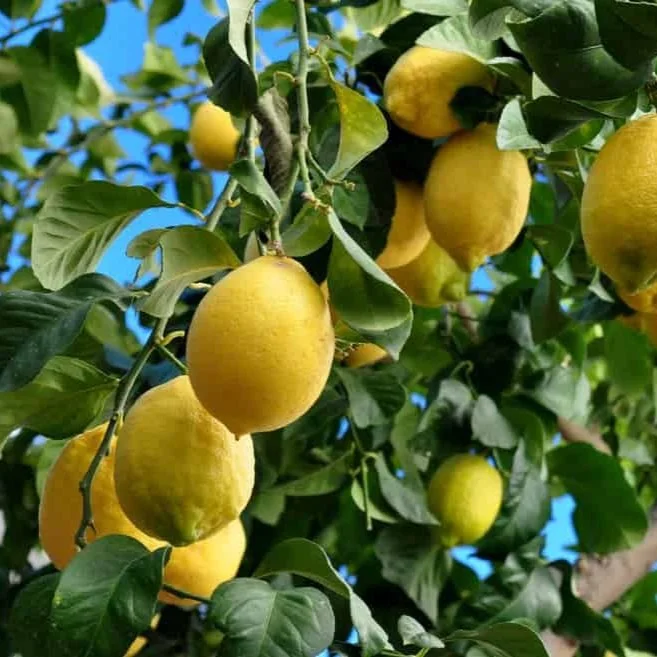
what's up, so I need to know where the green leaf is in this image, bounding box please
[230,158,282,215]
[335,368,406,428]
[51,536,169,657]
[137,225,240,318]
[417,12,498,61]
[529,272,569,344]
[273,449,353,497]
[32,181,174,290]
[210,579,335,657]
[605,320,653,397]
[479,441,551,556]
[227,0,257,64]
[327,79,388,180]
[327,209,412,358]
[0,0,40,19]
[203,18,258,117]
[527,224,574,275]
[375,525,450,623]
[63,1,107,46]
[148,0,184,36]
[526,366,590,422]
[397,615,445,649]
[471,395,519,449]
[0,273,128,392]
[401,0,466,16]
[497,99,542,151]
[624,571,657,631]
[8,573,63,657]
[373,454,438,524]
[175,170,214,211]
[253,538,389,657]
[0,356,117,446]
[548,443,648,553]
[281,201,332,257]
[0,101,18,154]
[448,621,550,657]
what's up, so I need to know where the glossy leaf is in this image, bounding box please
[448,621,550,657]
[471,395,519,449]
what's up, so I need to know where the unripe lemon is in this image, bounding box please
[423,122,531,271]
[618,280,657,314]
[39,423,246,607]
[345,343,389,368]
[186,255,335,435]
[385,238,469,308]
[114,376,254,546]
[427,453,503,547]
[582,115,657,292]
[189,101,240,171]
[384,46,493,139]
[376,180,430,269]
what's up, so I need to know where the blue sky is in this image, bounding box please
[9,0,578,575]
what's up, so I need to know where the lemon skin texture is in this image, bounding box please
[186,255,335,435]
[385,238,469,308]
[582,115,657,292]
[158,519,246,607]
[189,101,240,172]
[376,180,431,269]
[427,453,503,547]
[114,375,255,546]
[423,122,531,271]
[619,280,657,313]
[39,423,162,570]
[345,343,390,368]
[384,46,492,139]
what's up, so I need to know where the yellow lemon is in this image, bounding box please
[384,46,493,139]
[582,115,657,292]
[385,238,469,308]
[114,376,254,546]
[618,280,657,313]
[125,615,160,657]
[427,453,503,547]
[189,101,240,171]
[376,180,431,269]
[39,424,246,607]
[186,255,335,435]
[345,343,390,368]
[423,122,531,271]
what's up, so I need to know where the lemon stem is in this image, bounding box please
[75,317,168,549]
[155,341,188,374]
[161,583,212,605]
[206,178,239,232]
[349,417,373,531]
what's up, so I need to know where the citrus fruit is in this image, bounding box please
[582,115,657,292]
[189,101,240,171]
[618,280,657,314]
[186,255,335,435]
[158,518,246,607]
[114,376,254,546]
[384,46,492,139]
[345,343,389,368]
[423,122,531,271]
[125,614,160,657]
[427,453,503,547]
[385,238,469,308]
[376,180,430,269]
[39,423,247,607]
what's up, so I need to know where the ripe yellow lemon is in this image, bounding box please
[384,46,493,139]
[125,615,160,657]
[376,180,430,269]
[39,424,247,607]
[618,280,657,313]
[427,453,503,547]
[345,343,389,368]
[186,255,335,435]
[158,518,246,607]
[189,101,240,171]
[114,376,254,546]
[385,238,469,308]
[582,115,657,292]
[423,122,531,271]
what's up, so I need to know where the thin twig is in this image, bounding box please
[155,341,188,374]
[161,583,212,605]
[0,10,61,46]
[206,178,238,232]
[75,317,168,548]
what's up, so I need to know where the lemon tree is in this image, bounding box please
[4,2,657,657]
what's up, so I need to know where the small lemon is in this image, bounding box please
[189,101,240,171]
[114,376,254,546]
[376,180,430,269]
[345,343,389,368]
[186,256,335,435]
[385,238,469,308]
[582,115,657,292]
[423,122,531,271]
[427,453,503,547]
[384,46,493,139]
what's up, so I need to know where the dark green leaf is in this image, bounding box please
[230,158,282,215]
[0,0,40,19]
[282,201,332,257]
[210,579,335,657]
[605,320,653,397]
[51,536,169,657]
[529,272,569,344]
[273,449,353,497]
[448,621,550,657]
[63,1,107,46]
[0,273,128,392]
[32,181,174,290]
[148,0,184,36]
[471,395,519,449]
[548,443,648,553]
